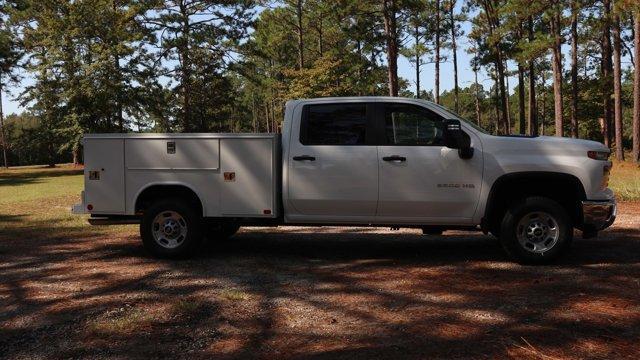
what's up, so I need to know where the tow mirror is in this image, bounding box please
[443,119,474,159]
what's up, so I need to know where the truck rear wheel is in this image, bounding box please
[499,196,572,265]
[140,198,203,258]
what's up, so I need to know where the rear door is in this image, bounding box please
[375,102,483,223]
[84,138,125,214]
[287,102,378,222]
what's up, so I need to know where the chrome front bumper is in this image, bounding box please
[582,200,616,231]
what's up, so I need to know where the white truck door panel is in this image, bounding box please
[377,146,482,221]
[84,138,125,214]
[288,146,378,216]
[375,102,483,223]
[286,102,378,219]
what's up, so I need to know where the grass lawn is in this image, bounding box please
[0,164,134,242]
[610,160,640,201]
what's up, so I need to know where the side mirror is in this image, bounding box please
[443,119,474,159]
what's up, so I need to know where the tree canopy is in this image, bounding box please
[0,0,639,166]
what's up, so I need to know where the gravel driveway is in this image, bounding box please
[1,203,639,359]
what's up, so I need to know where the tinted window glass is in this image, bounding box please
[301,104,367,145]
[384,104,443,145]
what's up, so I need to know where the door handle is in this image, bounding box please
[382,155,406,162]
[293,155,316,161]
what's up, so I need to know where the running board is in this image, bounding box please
[88,217,140,225]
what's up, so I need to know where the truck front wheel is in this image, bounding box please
[140,198,203,258]
[499,197,573,265]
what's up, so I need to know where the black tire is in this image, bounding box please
[205,221,240,242]
[140,198,204,259]
[499,196,573,265]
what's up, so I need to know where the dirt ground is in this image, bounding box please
[1,203,639,359]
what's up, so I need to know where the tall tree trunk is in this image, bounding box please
[518,63,525,134]
[113,0,123,132]
[415,23,421,98]
[528,16,538,136]
[435,0,441,104]
[480,1,509,134]
[0,82,7,169]
[494,70,501,134]
[317,9,323,56]
[496,58,508,134]
[474,68,481,125]
[613,12,624,160]
[602,0,613,147]
[179,1,191,132]
[505,63,512,132]
[296,0,304,69]
[72,147,79,167]
[383,0,399,97]
[570,0,579,138]
[449,0,459,112]
[550,12,564,137]
[633,11,640,163]
[541,70,546,135]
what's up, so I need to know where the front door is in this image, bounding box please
[375,102,483,223]
[287,102,378,222]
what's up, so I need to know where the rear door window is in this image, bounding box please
[300,103,368,145]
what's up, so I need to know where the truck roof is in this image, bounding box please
[288,96,437,105]
[82,133,280,139]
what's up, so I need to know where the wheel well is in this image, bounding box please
[135,185,203,215]
[484,172,586,232]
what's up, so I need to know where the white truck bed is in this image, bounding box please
[74,133,280,218]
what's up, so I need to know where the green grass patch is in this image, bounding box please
[86,307,155,334]
[0,164,133,242]
[609,160,640,201]
[0,164,83,205]
[219,289,250,301]
[172,298,207,316]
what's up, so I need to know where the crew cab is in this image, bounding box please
[72,97,616,264]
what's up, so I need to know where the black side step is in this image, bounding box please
[88,216,140,225]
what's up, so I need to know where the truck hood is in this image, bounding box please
[480,134,609,154]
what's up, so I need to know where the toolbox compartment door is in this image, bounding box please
[84,138,125,214]
[220,138,276,217]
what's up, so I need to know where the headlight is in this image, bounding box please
[588,151,610,160]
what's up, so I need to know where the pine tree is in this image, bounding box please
[632,5,640,162]
[0,0,22,168]
[382,0,400,96]
[147,0,254,131]
[400,1,432,98]
[548,0,564,137]
[570,0,579,138]
[612,1,624,160]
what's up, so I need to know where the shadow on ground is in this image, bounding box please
[1,219,639,359]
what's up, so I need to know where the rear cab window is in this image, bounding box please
[300,103,370,145]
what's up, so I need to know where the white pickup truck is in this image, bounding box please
[72,97,616,264]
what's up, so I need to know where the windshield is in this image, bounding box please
[427,101,490,134]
